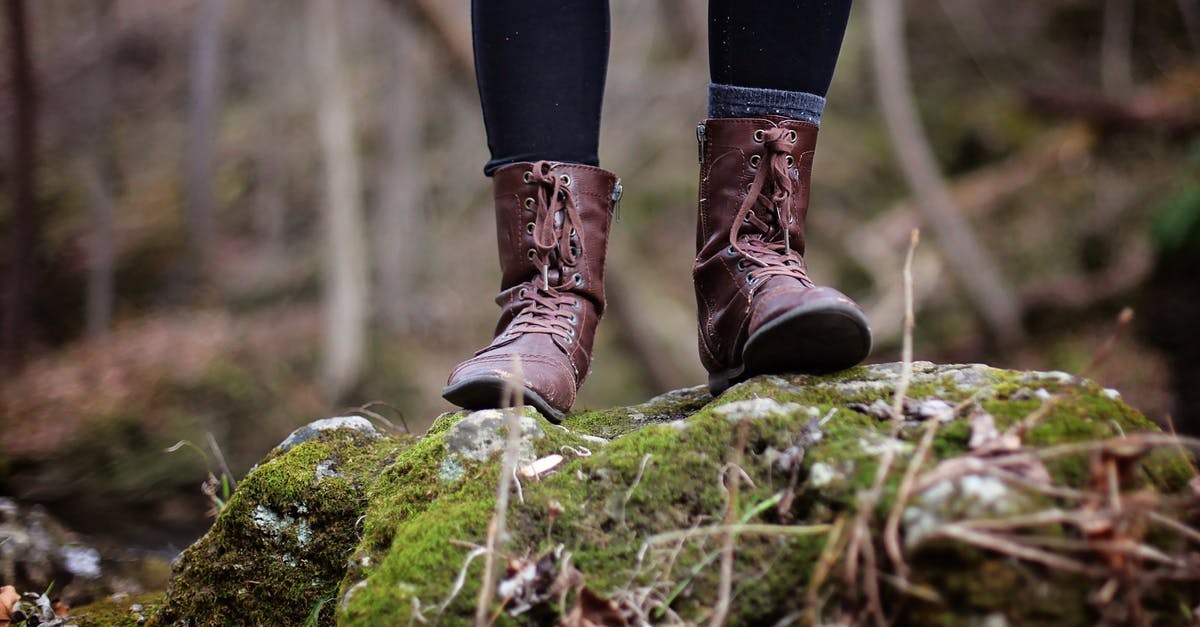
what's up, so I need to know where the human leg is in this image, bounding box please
[472,0,610,174]
[695,0,870,395]
[444,1,620,420]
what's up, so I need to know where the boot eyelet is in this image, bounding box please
[787,129,798,142]
[736,259,748,271]
[743,209,756,223]
[573,273,584,286]
[560,174,572,186]
[527,249,537,260]
[523,171,533,183]
[569,228,576,237]
[785,155,794,167]
[753,129,765,142]
[749,154,761,168]
[747,275,759,285]
[518,288,527,300]
[572,298,581,309]
[568,313,577,324]
[726,245,737,255]
[564,336,574,345]
[567,327,576,337]
[524,197,535,209]
[525,222,535,235]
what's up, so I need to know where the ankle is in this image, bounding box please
[706,82,825,126]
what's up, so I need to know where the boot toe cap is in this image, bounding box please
[748,283,864,336]
[444,351,577,420]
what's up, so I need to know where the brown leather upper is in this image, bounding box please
[694,116,827,374]
[447,161,618,413]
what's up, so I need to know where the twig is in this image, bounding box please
[1163,415,1199,477]
[620,453,653,531]
[710,419,750,627]
[1015,536,1188,567]
[843,226,921,620]
[354,400,411,433]
[206,432,236,490]
[933,524,1106,576]
[884,419,938,579]
[1081,307,1134,381]
[474,357,525,625]
[804,514,848,627]
[860,524,886,627]
[1148,512,1200,546]
[984,466,1090,500]
[893,228,920,419]
[1004,395,1062,442]
[439,547,488,615]
[642,523,834,547]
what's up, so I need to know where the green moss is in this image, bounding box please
[73,592,165,627]
[154,364,1200,626]
[151,429,404,627]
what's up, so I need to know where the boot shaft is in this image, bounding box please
[696,117,817,259]
[491,161,620,333]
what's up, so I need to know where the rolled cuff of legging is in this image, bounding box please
[706,82,825,125]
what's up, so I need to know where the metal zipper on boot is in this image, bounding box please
[612,179,623,222]
[696,123,706,164]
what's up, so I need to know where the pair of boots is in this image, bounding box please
[443,116,872,421]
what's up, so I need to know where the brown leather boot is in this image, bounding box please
[443,161,620,421]
[695,117,871,395]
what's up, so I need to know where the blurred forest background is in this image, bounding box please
[0,0,1198,552]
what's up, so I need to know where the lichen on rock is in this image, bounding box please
[150,363,1200,626]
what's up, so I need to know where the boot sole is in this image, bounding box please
[442,376,566,423]
[708,301,872,396]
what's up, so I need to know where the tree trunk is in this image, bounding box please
[1100,0,1134,97]
[2,0,37,372]
[375,6,427,332]
[82,0,117,339]
[868,0,1024,346]
[183,0,227,293]
[307,0,370,400]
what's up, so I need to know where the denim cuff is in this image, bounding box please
[707,83,825,125]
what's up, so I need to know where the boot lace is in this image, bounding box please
[499,162,585,346]
[728,127,814,288]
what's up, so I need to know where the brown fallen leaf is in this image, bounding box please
[0,585,18,624]
[560,587,628,627]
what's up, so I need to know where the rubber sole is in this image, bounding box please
[708,300,872,396]
[442,376,566,423]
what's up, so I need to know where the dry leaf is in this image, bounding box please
[0,585,18,623]
[561,587,628,627]
[519,454,565,479]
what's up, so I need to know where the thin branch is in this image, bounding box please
[804,515,848,627]
[643,523,833,548]
[893,229,920,418]
[475,357,526,625]
[933,525,1106,576]
[710,419,750,627]
[884,419,938,579]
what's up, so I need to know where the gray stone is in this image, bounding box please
[275,415,381,455]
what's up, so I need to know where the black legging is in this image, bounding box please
[472,0,852,175]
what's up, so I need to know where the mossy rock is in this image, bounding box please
[151,363,1200,626]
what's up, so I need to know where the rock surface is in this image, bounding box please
[112,363,1198,626]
